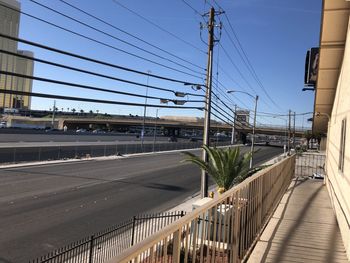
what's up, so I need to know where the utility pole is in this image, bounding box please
[201,7,215,198]
[293,111,296,149]
[249,95,259,169]
[231,104,237,145]
[288,109,291,155]
[51,100,56,129]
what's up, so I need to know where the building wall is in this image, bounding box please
[15,50,33,109]
[0,0,33,110]
[0,0,20,109]
[326,16,350,259]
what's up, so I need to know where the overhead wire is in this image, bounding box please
[180,1,264,119]
[0,33,203,87]
[0,49,204,98]
[0,71,204,104]
[0,2,203,80]
[57,0,205,72]
[213,0,284,111]
[179,0,253,124]
[0,89,203,109]
[111,0,206,55]
[29,0,205,77]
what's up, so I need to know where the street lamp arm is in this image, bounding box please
[227,90,256,100]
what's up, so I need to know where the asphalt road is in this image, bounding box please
[0,146,282,262]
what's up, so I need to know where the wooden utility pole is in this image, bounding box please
[201,7,215,198]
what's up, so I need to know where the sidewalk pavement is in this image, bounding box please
[247,176,349,263]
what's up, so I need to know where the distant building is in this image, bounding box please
[0,0,34,110]
[236,110,250,125]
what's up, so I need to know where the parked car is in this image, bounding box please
[168,136,178,142]
[76,128,87,133]
[0,121,6,128]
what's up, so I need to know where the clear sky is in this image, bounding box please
[14,0,322,127]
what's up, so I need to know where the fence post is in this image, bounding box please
[38,147,41,161]
[88,235,94,263]
[172,229,181,262]
[232,191,241,262]
[13,147,16,163]
[131,216,137,246]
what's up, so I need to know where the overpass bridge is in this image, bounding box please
[55,116,307,137]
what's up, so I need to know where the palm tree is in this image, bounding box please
[183,146,254,194]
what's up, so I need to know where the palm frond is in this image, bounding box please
[182,146,261,192]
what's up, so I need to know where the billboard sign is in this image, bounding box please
[304,47,319,87]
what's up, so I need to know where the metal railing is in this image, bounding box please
[0,141,231,165]
[108,155,296,263]
[295,152,325,178]
[29,211,185,263]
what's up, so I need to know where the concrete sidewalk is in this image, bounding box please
[248,176,349,263]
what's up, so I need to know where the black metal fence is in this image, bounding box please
[0,141,231,165]
[29,211,185,263]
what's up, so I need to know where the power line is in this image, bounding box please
[219,43,278,110]
[210,89,252,129]
[221,26,283,111]
[213,0,283,111]
[211,110,233,127]
[197,83,250,129]
[29,0,205,77]
[211,102,248,130]
[0,89,203,109]
[212,80,251,109]
[111,0,206,55]
[0,33,202,86]
[219,43,257,95]
[0,2,203,80]
[58,0,205,72]
[181,0,203,17]
[0,71,204,104]
[0,49,204,98]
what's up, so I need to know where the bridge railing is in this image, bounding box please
[255,124,309,132]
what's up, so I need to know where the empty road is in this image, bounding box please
[0,146,282,262]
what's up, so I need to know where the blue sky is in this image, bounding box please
[14,0,322,127]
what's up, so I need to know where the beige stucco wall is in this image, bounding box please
[326,15,350,259]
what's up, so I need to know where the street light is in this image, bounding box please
[273,116,288,156]
[227,90,259,169]
[153,109,160,152]
[141,70,151,151]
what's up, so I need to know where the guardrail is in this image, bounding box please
[107,155,296,263]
